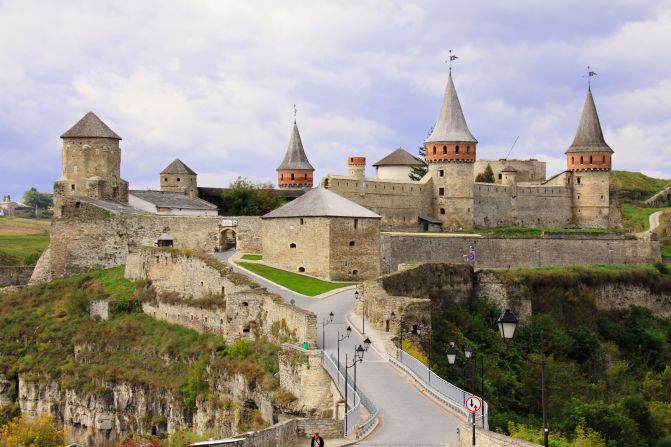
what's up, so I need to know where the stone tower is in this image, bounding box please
[501,165,518,186]
[566,88,613,228]
[348,156,366,180]
[425,73,477,228]
[160,158,198,198]
[54,112,128,217]
[277,120,315,189]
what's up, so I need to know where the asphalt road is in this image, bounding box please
[217,251,461,446]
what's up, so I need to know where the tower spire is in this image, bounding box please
[425,67,477,144]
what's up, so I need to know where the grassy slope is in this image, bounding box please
[0,217,50,236]
[620,203,667,233]
[0,217,50,265]
[241,254,263,261]
[236,262,352,296]
[610,170,671,200]
[0,266,280,405]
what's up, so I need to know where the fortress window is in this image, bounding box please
[71,184,75,191]
[298,267,305,273]
[580,156,584,164]
[75,201,81,208]
[578,195,581,200]
[601,195,604,199]
[281,173,284,180]
[439,187,445,196]
[164,177,167,182]
[177,177,181,182]
[602,156,606,163]
[577,177,581,184]
[242,301,249,307]
[354,218,358,229]
[439,170,444,177]
[572,157,575,164]
[300,218,304,225]
[455,146,459,154]
[440,208,445,215]
[290,243,296,248]
[589,156,593,164]
[498,174,502,180]
[433,146,437,155]
[349,240,355,247]
[352,269,359,277]
[304,173,307,179]
[291,173,295,180]
[443,146,447,154]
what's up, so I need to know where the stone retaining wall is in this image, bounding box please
[0,267,34,287]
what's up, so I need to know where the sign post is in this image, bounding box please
[465,395,482,447]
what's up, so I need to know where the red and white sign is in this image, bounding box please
[465,396,482,413]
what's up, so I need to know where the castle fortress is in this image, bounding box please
[322,73,616,231]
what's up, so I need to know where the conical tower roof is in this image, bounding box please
[566,89,613,154]
[61,111,121,140]
[161,158,197,175]
[425,74,477,144]
[277,122,315,171]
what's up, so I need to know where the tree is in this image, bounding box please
[475,164,495,183]
[221,177,284,216]
[408,129,432,181]
[0,414,65,447]
[22,187,53,216]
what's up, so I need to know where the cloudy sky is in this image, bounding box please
[1,0,670,201]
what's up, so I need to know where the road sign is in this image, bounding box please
[465,396,482,413]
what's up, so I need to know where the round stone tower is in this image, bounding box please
[348,156,366,180]
[425,72,477,228]
[277,120,315,189]
[501,165,518,186]
[54,111,128,217]
[160,158,198,198]
[566,88,613,228]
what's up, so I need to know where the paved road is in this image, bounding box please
[217,251,461,446]
[636,210,664,238]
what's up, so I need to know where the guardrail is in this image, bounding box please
[391,348,488,429]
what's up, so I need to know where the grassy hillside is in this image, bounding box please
[423,263,671,447]
[0,217,50,266]
[610,170,671,200]
[0,267,281,416]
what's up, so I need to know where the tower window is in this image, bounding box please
[300,218,304,225]
[440,208,445,215]
[281,173,284,180]
[354,218,358,229]
[602,156,606,163]
[304,173,307,180]
[291,173,295,180]
[439,170,444,177]
[443,145,447,154]
[589,156,593,164]
[577,177,581,184]
[580,156,584,164]
[439,187,445,196]
[572,156,574,164]
[71,184,75,191]
[498,174,502,180]
[349,240,355,247]
[467,146,470,154]
[433,146,436,155]
[577,195,581,200]
[455,145,459,154]
[177,177,180,182]
[290,243,296,248]
[164,177,167,182]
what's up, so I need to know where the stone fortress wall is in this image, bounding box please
[320,175,433,231]
[474,158,547,184]
[381,232,660,272]
[30,198,262,283]
[646,185,671,207]
[125,248,317,346]
[0,267,34,287]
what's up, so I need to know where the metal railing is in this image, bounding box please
[391,348,489,429]
[322,351,361,435]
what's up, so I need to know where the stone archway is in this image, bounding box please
[219,228,237,251]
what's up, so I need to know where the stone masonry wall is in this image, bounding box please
[329,217,381,281]
[32,202,261,282]
[474,159,547,184]
[0,266,34,287]
[646,185,671,207]
[381,233,660,272]
[279,344,335,418]
[321,175,434,231]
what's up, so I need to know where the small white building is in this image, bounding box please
[372,148,426,181]
[128,190,218,216]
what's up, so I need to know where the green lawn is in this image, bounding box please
[448,226,611,238]
[620,202,667,233]
[0,234,49,265]
[241,254,263,260]
[236,262,352,296]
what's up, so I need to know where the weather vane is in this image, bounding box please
[446,50,459,74]
[584,65,598,89]
[293,104,297,123]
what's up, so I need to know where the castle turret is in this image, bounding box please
[501,165,518,186]
[566,88,613,228]
[425,73,477,228]
[348,156,366,180]
[277,120,315,189]
[54,112,128,217]
[160,158,198,198]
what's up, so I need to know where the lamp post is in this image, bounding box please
[445,341,479,447]
[344,343,367,434]
[497,308,548,447]
[321,311,335,360]
[355,288,365,334]
[337,325,352,384]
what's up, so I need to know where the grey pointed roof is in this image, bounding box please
[61,111,121,140]
[566,89,613,154]
[277,122,315,171]
[501,165,518,173]
[373,148,426,167]
[161,158,197,175]
[425,74,477,144]
[262,187,380,219]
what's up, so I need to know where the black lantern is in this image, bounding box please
[496,308,519,340]
[356,344,365,361]
[346,325,352,337]
[363,337,372,351]
[446,346,457,365]
[464,345,473,359]
[328,311,334,323]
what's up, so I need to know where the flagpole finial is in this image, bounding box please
[293,104,297,123]
[447,49,459,75]
[585,66,598,91]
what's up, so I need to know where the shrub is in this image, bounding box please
[0,414,65,447]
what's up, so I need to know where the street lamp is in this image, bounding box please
[390,310,415,362]
[496,308,549,447]
[337,325,352,384]
[321,311,335,360]
[344,344,367,434]
[355,288,365,334]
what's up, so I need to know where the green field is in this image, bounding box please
[236,262,352,296]
[610,170,671,200]
[241,254,263,260]
[0,234,49,265]
[620,202,666,233]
